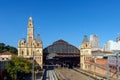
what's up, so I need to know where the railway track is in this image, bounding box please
[44,68,107,80]
[46,69,58,80]
[55,68,95,80]
[55,68,71,80]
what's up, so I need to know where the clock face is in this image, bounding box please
[29,29,32,32]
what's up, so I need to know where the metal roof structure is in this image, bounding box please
[43,39,80,54]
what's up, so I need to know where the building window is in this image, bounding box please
[32,51,34,55]
[22,51,24,56]
[37,43,39,46]
[27,50,29,56]
[86,44,87,47]
[2,58,4,60]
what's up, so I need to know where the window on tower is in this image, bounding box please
[86,44,87,47]
[27,50,29,55]
[22,51,24,56]
[37,43,39,46]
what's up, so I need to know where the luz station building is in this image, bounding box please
[43,40,80,68]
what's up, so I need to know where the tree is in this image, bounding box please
[5,45,18,54]
[0,43,6,53]
[5,56,32,80]
[0,43,18,55]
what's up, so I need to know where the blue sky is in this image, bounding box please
[0,0,120,48]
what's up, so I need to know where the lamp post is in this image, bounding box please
[116,53,119,80]
[93,56,96,79]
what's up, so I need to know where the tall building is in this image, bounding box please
[18,17,43,68]
[90,34,99,50]
[80,35,91,69]
[104,39,120,52]
[116,36,120,42]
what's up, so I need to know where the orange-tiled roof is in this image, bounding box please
[92,50,102,53]
[85,59,108,65]
[103,51,112,54]
[92,50,112,54]
[96,59,108,65]
[1,51,12,55]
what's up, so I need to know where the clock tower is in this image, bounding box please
[18,17,43,69]
[27,17,34,43]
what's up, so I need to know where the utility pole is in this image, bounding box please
[116,53,119,80]
[107,56,110,80]
[32,51,34,80]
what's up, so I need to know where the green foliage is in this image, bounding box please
[0,43,18,54]
[5,56,32,80]
[0,43,6,53]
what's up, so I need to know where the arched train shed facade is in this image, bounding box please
[43,40,80,68]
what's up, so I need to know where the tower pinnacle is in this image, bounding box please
[28,17,33,28]
[29,17,32,20]
[82,35,89,43]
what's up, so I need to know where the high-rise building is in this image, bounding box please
[104,39,120,52]
[90,34,99,50]
[116,36,120,42]
[104,40,113,51]
[18,17,43,68]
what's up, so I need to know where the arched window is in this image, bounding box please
[22,51,24,56]
[86,44,87,47]
[32,51,34,56]
[37,43,39,46]
[27,50,29,56]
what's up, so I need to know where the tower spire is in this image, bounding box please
[36,34,41,42]
[82,35,89,43]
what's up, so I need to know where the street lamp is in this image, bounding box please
[32,44,35,80]
[93,56,96,79]
[116,53,119,80]
[32,51,34,80]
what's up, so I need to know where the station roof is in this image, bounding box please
[43,39,80,54]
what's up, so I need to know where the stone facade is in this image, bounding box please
[18,17,43,68]
[80,35,92,69]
